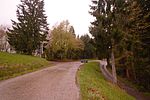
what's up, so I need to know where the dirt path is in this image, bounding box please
[99,60,150,100]
[0,62,81,100]
[100,60,113,82]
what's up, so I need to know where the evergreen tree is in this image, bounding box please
[130,0,150,91]
[90,0,129,83]
[89,0,109,59]
[80,34,96,59]
[69,26,76,37]
[7,0,49,55]
[90,0,150,91]
[121,0,150,91]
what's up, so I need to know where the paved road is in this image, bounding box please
[0,62,81,100]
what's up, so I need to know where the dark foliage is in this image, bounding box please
[7,0,49,55]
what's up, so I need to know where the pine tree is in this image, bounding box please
[80,34,96,59]
[90,0,129,83]
[90,0,150,91]
[131,0,150,91]
[89,0,109,59]
[7,0,49,55]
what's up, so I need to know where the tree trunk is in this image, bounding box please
[111,39,117,83]
[107,57,111,68]
[131,61,137,81]
[126,68,130,79]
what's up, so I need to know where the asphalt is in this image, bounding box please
[0,62,81,100]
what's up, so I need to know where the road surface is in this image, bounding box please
[0,62,81,100]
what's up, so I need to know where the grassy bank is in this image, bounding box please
[107,66,150,97]
[0,52,51,80]
[77,62,135,100]
[118,77,150,97]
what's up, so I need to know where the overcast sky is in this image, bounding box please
[0,0,93,36]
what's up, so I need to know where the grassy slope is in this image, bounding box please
[0,52,51,80]
[108,66,150,97]
[118,76,150,97]
[77,62,135,100]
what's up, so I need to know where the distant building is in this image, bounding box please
[0,28,15,53]
[0,35,9,52]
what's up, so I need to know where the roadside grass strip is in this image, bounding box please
[77,62,135,100]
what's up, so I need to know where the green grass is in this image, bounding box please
[0,52,51,80]
[144,92,150,97]
[77,62,135,100]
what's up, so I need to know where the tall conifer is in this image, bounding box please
[7,0,49,55]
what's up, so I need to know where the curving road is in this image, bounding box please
[0,62,81,100]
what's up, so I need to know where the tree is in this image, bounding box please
[90,0,150,91]
[46,21,84,60]
[80,34,96,59]
[69,26,76,37]
[127,0,150,91]
[89,0,109,59]
[137,0,150,90]
[89,0,129,83]
[118,0,150,91]
[7,0,49,55]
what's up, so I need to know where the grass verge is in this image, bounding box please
[0,52,52,81]
[118,76,150,97]
[104,63,150,98]
[77,62,135,100]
